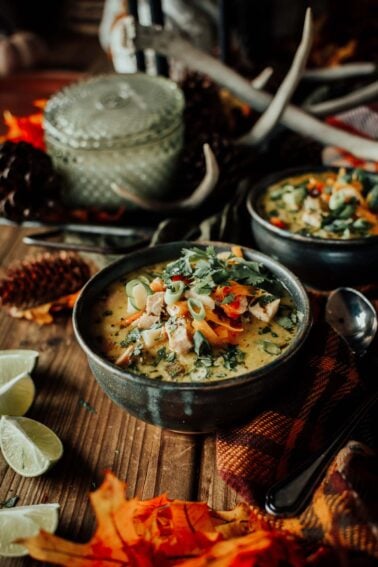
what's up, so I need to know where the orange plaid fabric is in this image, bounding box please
[216,292,378,561]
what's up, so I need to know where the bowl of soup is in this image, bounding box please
[247,166,378,289]
[73,241,311,432]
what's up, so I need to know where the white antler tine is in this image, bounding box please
[111,144,219,212]
[240,7,313,145]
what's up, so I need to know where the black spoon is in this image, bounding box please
[265,287,377,517]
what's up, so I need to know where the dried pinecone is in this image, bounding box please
[0,252,90,309]
[0,141,63,222]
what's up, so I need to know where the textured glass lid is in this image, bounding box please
[44,74,184,148]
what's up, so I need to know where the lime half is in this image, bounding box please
[0,416,63,477]
[0,503,59,557]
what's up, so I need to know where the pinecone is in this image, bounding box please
[0,252,91,308]
[0,141,63,222]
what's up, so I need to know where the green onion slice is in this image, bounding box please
[164,280,185,305]
[126,278,152,298]
[125,279,141,297]
[188,298,205,320]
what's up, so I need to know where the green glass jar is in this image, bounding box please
[44,74,185,209]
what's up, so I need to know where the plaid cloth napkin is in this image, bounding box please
[216,292,378,561]
[322,104,378,172]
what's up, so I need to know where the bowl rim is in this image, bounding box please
[73,240,312,392]
[246,165,378,247]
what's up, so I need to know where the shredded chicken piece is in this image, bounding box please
[142,327,165,349]
[302,210,322,228]
[165,322,192,355]
[132,313,159,330]
[146,292,165,317]
[249,298,280,323]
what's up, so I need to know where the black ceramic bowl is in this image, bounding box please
[247,166,378,290]
[73,241,311,433]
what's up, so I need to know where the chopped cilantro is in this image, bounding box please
[193,331,211,357]
[166,351,176,362]
[0,495,19,508]
[79,398,96,414]
[276,316,295,330]
[260,341,281,355]
[120,328,141,347]
[222,345,245,370]
[258,326,272,335]
[155,347,176,365]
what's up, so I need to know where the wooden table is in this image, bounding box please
[0,226,240,566]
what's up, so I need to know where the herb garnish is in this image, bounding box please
[162,247,283,298]
[221,345,246,370]
[155,347,176,365]
[120,328,141,347]
[260,341,281,355]
[79,398,96,414]
[193,331,211,357]
[0,495,19,508]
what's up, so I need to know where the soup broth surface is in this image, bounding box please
[90,247,300,382]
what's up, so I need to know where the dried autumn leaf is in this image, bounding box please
[178,530,305,567]
[19,472,306,567]
[0,101,46,151]
[8,292,81,325]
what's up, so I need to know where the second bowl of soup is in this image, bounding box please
[247,166,378,289]
[73,242,311,432]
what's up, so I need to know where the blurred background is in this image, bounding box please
[0,0,376,76]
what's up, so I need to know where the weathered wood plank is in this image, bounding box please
[0,229,225,567]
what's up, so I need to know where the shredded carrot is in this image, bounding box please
[205,310,243,332]
[213,282,253,303]
[214,326,239,344]
[192,319,222,345]
[356,206,377,225]
[231,245,243,258]
[173,301,189,316]
[121,311,143,327]
[228,281,254,296]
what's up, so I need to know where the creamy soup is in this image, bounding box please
[260,168,378,239]
[90,246,300,382]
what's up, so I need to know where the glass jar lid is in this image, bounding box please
[43,74,185,149]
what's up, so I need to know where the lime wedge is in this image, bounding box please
[0,503,59,557]
[0,416,63,477]
[0,350,39,417]
[0,350,39,379]
[0,373,35,416]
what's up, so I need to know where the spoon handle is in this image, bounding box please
[265,391,378,517]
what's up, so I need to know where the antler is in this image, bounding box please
[305,81,378,117]
[240,8,313,145]
[111,143,219,211]
[122,16,378,161]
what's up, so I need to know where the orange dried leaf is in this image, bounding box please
[178,530,305,567]
[20,472,305,567]
[8,291,81,325]
[0,100,46,150]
